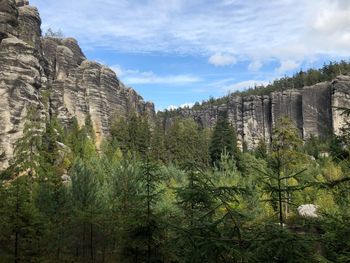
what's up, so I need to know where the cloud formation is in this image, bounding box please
[209,53,237,66]
[110,65,202,85]
[166,102,195,111]
[223,80,270,92]
[32,0,350,73]
[276,60,300,74]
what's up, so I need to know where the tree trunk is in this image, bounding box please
[90,221,94,262]
[14,180,20,263]
[277,159,284,228]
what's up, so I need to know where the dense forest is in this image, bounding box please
[1,91,350,263]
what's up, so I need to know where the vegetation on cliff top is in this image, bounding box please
[159,60,350,119]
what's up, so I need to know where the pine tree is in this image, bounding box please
[150,120,166,163]
[0,176,44,262]
[209,111,239,166]
[165,118,203,165]
[12,105,43,182]
[3,105,45,262]
[256,117,309,226]
[70,157,101,261]
[174,163,246,262]
[35,116,72,261]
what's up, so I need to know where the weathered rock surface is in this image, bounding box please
[0,0,18,37]
[1,0,350,169]
[162,76,350,149]
[302,82,332,139]
[331,75,350,135]
[0,0,155,169]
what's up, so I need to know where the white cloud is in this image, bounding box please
[209,53,237,66]
[167,105,178,111]
[276,60,300,74]
[32,0,350,69]
[109,65,201,85]
[125,72,201,85]
[248,61,263,71]
[221,0,239,6]
[110,65,123,77]
[166,102,194,111]
[223,80,269,92]
[180,103,195,108]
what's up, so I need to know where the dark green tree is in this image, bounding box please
[173,163,246,262]
[209,111,239,166]
[12,105,42,183]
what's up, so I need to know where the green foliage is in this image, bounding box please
[11,105,42,177]
[209,111,239,166]
[320,212,350,262]
[2,102,350,262]
[172,163,247,262]
[0,177,45,262]
[249,224,317,263]
[165,118,209,166]
[110,113,151,159]
[255,117,313,226]
[160,60,350,116]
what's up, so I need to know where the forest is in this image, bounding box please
[0,95,350,263]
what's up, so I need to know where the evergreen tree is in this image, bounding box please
[150,120,166,163]
[35,115,72,261]
[111,113,151,159]
[12,105,43,182]
[174,163,246,262]
[165,118,205,165]
[257,117,309,226]
[70,157,101,262]
[0,176,44,262]
[209,111,239,166]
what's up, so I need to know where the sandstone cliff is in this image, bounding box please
[1,0,350,170]
[0,0,155,169]
[162,75,350,149]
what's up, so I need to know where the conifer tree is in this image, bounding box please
[35,115,72,261]
[150,120,166,163]
[3,105,45,262]
[70,157,101,261]
[174,163,246,262]
[209,111,239,166]
[165,118,203,165]
[12,105,43,182]
[256,117,309,226]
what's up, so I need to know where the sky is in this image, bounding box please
[30,0,350,110]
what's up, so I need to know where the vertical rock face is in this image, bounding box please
[0,0,46,169]
[0,0,18,37]
[302,82,332,139]
[0,0,155,169]
[162,77,350,150]
[17,4,41,51]
[331,75,350,135]
[42,41,155,145]
[242,95,271,149]
[271,90,303,133]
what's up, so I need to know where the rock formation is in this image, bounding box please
[1,0,350,170]
[0,0,155,169]
[162,75,350,149]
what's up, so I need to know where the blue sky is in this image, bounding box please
[30,0,350,110]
